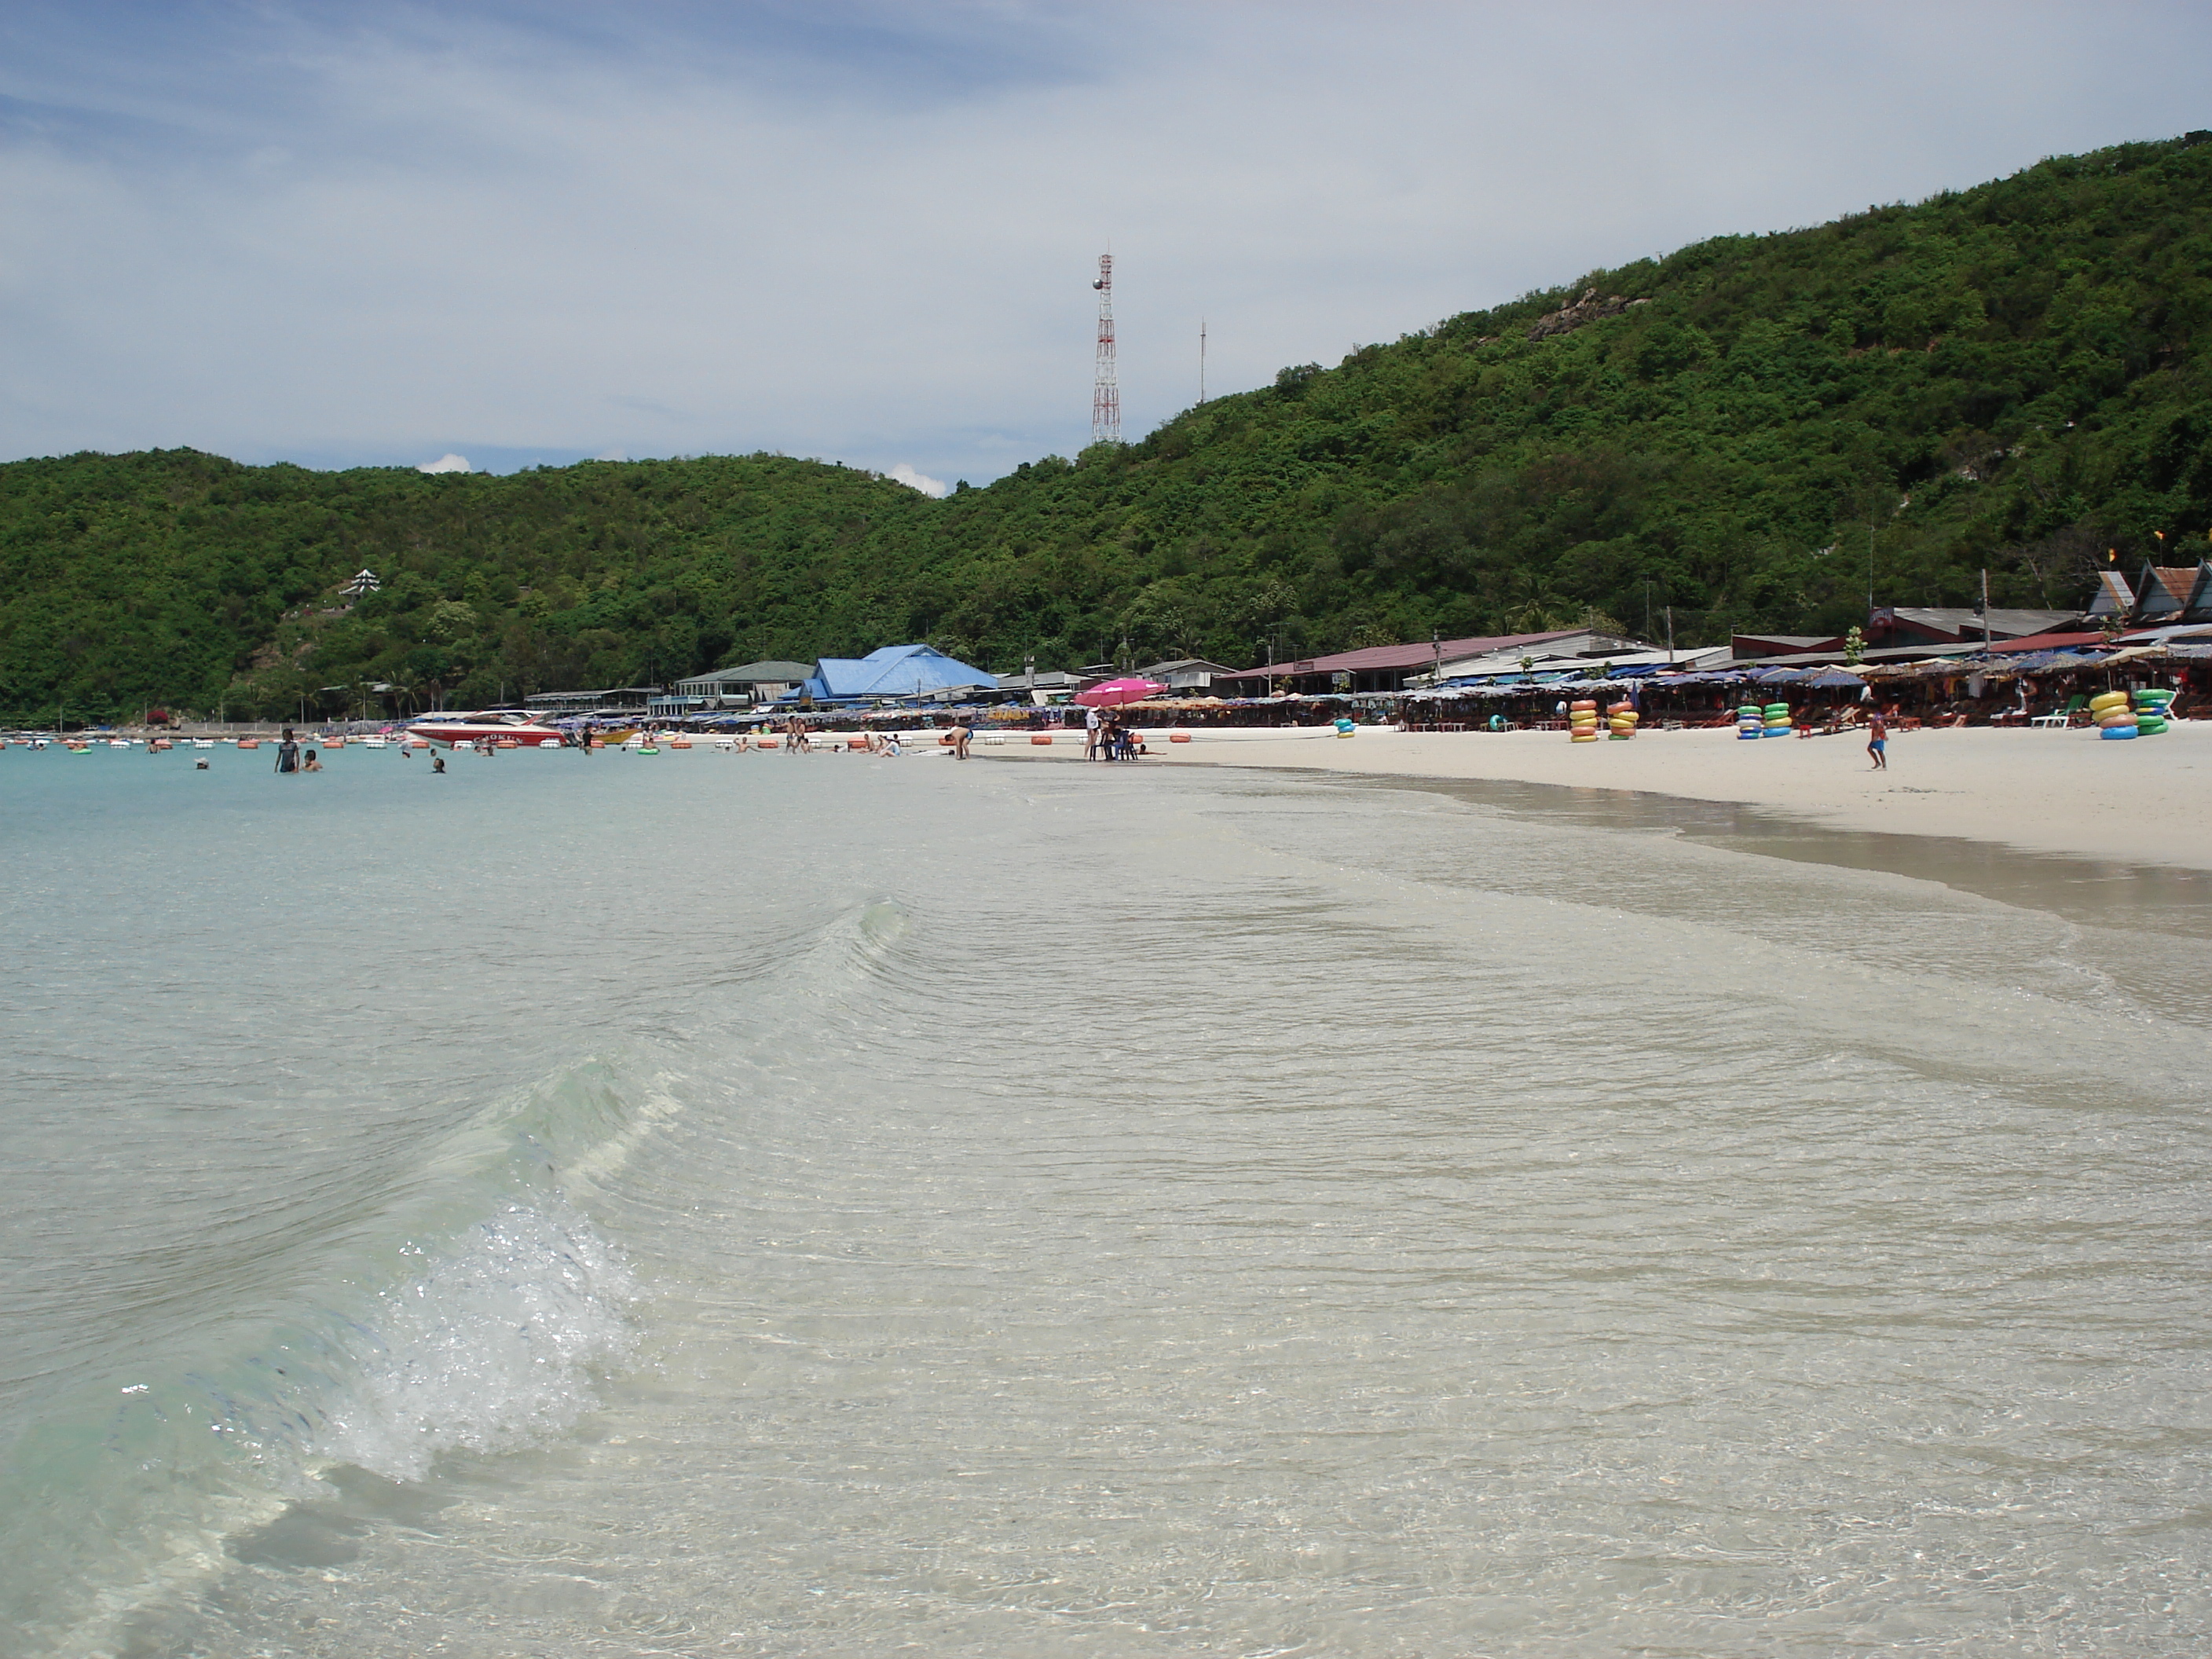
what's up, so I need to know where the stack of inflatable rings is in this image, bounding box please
[1569,698,1601,742]
[2133,687,2174,735]
[1737,702,1766,740]
[1607,701,1639,739]
[1763,701,1793,736]
[2090,688,2136,739]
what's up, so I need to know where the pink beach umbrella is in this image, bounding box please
[1074,677,1165,708]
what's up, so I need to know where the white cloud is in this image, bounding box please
[417,453,471,473]
[887,463,947,497]
[2,3,2208,482]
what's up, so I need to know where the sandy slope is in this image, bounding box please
[994,723,2212,871]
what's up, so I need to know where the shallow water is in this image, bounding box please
[2,743,2209,1657]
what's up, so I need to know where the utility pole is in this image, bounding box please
[1981,568,1991,653]
[1199,317,1207,405]
[1665,606,1675,667]
[1091,254,1119,446]
[1868,507,1878,617]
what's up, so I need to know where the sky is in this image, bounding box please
[2,2,2209,489]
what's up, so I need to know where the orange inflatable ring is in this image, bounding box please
[1169,732,1192,742]
[1031,734,1053,745]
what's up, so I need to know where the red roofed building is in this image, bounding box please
[1214,628,1625,694]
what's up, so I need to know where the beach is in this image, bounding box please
[987,722,2212,872]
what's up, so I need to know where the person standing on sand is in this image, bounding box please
[1083,705,1101,760]
[1867,709,1888,771]
[274,727,300,775]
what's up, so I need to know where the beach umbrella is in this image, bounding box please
[1075,677,1166,707]
[1803,668,1866,688]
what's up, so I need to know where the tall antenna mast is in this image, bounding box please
[1199,316,1207,405]
[1091,253,1119,445]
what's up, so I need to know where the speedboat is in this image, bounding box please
[403,710,567,749]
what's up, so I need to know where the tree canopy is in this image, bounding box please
[6,133,2212,721]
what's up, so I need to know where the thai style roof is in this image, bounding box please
[805,644,997,701]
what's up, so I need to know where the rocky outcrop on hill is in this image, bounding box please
[1526,288,1649,341]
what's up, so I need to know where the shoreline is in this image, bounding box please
[987,723,2212,873]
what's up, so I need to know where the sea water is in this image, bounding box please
[2,742,2209,1657]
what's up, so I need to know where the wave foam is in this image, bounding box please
[312,1199,637,1483]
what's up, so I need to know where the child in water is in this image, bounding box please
[432,753,447,774]
[302,749,322,771]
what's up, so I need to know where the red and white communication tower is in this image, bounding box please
[1090,253,1119,446]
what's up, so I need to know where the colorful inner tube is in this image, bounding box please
[1570,732,1599,742]
[2136,716,2169,734]
[2101,725,2139,739]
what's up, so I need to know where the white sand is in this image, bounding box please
[990,723,2212,870]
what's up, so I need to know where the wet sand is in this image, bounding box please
[991,723,2212,873]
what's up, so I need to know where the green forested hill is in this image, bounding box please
[6,132,2212,720]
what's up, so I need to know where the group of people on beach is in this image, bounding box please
[1082,707,1144,761]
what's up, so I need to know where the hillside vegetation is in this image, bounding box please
[5,133,2212,720]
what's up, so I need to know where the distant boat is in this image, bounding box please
[404,710,566,748]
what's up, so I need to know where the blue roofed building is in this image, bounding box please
[800,644,998,703]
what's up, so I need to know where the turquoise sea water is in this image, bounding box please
[2,742,2210,1656]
